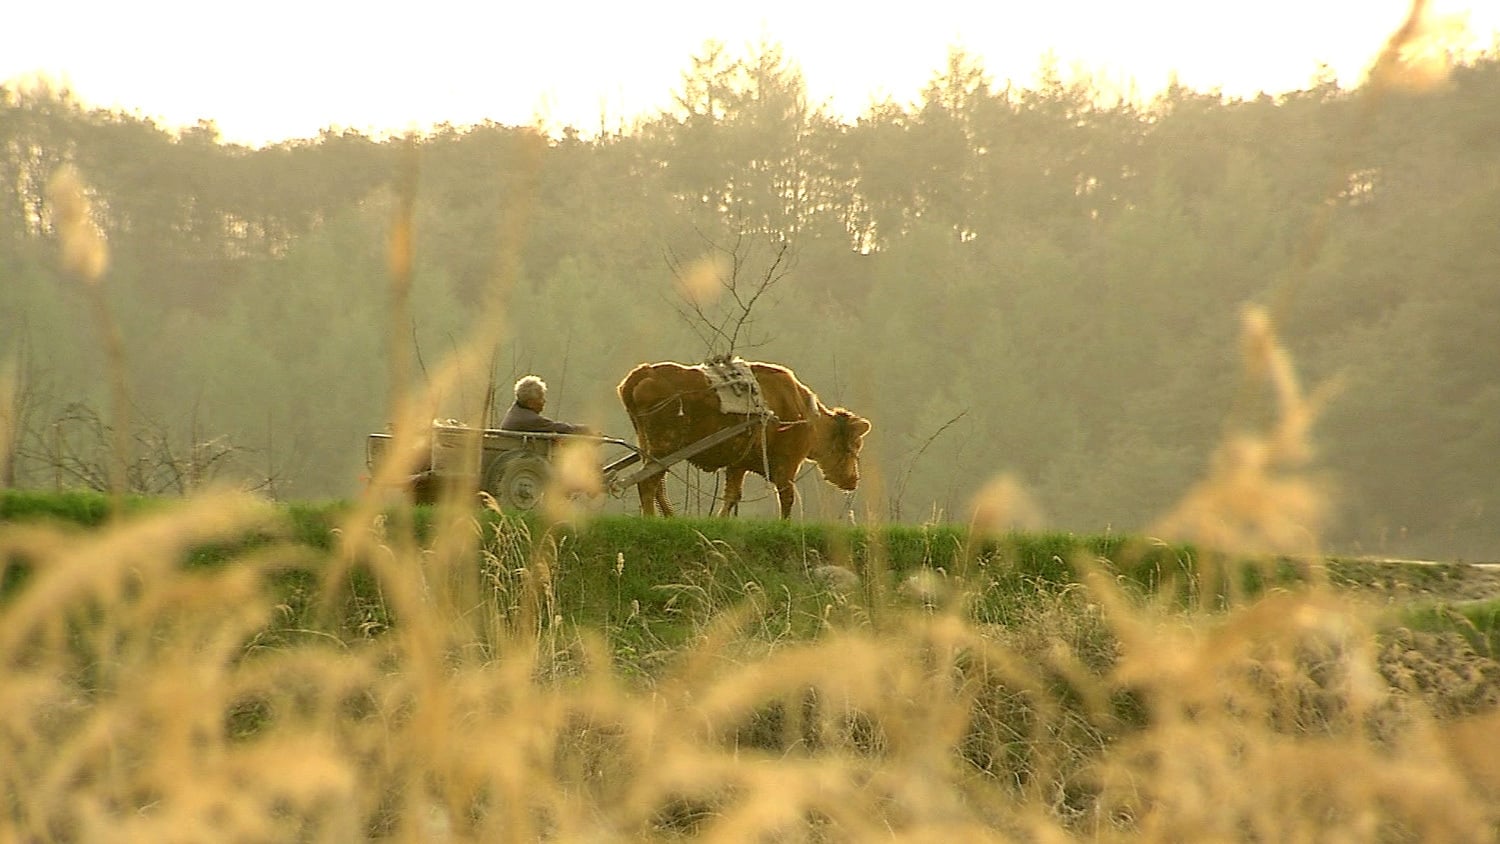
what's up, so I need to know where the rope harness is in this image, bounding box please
[703,357,777,509]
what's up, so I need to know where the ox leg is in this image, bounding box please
[718,468,747,517]
[654,481,674,517]
[775,481,797,520]
[636,477,658,517]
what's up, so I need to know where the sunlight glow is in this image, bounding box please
[3,0,1496,146]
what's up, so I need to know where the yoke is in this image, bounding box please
[602,415,765,494]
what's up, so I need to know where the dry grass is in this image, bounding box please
[5,307,1500,843]
[5,520,1498,842]
[6,8,1498,837]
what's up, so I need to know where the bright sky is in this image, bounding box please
[5,0,1497,148]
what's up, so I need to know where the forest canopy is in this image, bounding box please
[2,43,1497,560]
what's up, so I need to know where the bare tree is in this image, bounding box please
[664,226,794,359]
[2,329,45,490]
[17,400,278,496]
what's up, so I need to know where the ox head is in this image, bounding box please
[811,409,872,491]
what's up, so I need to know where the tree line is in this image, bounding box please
[2,41,1497,559]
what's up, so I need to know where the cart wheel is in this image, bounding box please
[486,454,550,511]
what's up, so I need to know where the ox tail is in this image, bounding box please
[654,482,674,517]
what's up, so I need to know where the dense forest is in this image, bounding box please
[1,43,1496,560]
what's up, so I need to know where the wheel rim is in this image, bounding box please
[494,456,549,510]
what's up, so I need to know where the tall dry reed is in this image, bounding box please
[5,7,1498,838]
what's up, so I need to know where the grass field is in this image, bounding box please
[3,487,1499,841]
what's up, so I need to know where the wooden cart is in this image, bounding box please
[367,416,763,512]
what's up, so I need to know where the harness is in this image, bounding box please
[698,356,777,491]
[699,355,769,416]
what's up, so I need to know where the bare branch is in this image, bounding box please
[665,224,795,360]
[16,399,275,496]
[890,410,969,522]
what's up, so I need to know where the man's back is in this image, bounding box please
[500,403,590,435]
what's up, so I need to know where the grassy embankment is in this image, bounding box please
[5,486,1500,840]
[5,487,1496,648]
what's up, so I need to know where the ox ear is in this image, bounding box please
[848,417,871,439]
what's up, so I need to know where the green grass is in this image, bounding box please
[6,489,1496,660]
[1394,598,1500,656]
[11,487,1493,699]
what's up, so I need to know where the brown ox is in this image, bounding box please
[617,360,871,519]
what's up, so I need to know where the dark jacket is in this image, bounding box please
[499,403,591,435]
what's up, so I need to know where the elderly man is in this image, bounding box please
[499,375,592,434]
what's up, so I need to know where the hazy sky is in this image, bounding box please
[5,0,1497,147]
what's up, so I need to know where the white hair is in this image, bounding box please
[514,375,547,405]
